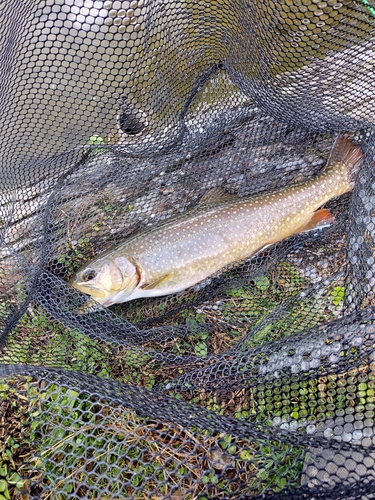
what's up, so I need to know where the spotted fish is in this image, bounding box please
[70,134,363,307]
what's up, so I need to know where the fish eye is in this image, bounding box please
[82,270,96,282]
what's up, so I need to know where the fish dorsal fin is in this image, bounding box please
[141,274,170,290]
[199,187,236,205]
[298,208,335,233]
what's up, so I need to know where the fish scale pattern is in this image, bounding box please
[1,0,375,499]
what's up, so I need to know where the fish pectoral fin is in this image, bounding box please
[298,208,335,233]
[199,187,236,205]
[140,274,170,290]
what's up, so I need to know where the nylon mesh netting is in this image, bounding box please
[1,1,375,498]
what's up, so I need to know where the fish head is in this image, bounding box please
[70,255,140,307]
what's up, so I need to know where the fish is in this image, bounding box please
[70,134,363,307]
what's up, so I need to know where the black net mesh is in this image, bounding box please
[1,1,375,498]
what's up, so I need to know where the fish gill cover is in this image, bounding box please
[1,0,375,498]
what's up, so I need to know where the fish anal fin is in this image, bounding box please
[141,274,170,290]
[200,187,236,205]
[298,208,335,233]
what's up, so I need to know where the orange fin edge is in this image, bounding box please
[298,208,335,233]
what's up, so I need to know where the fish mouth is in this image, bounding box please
[75,292,121,311]
[73,283,108,299]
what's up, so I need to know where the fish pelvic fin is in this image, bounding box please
[298,208,335,233]
[326,133,363,188]
[141,274,170,290]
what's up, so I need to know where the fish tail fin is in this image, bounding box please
[326,133,363,189]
